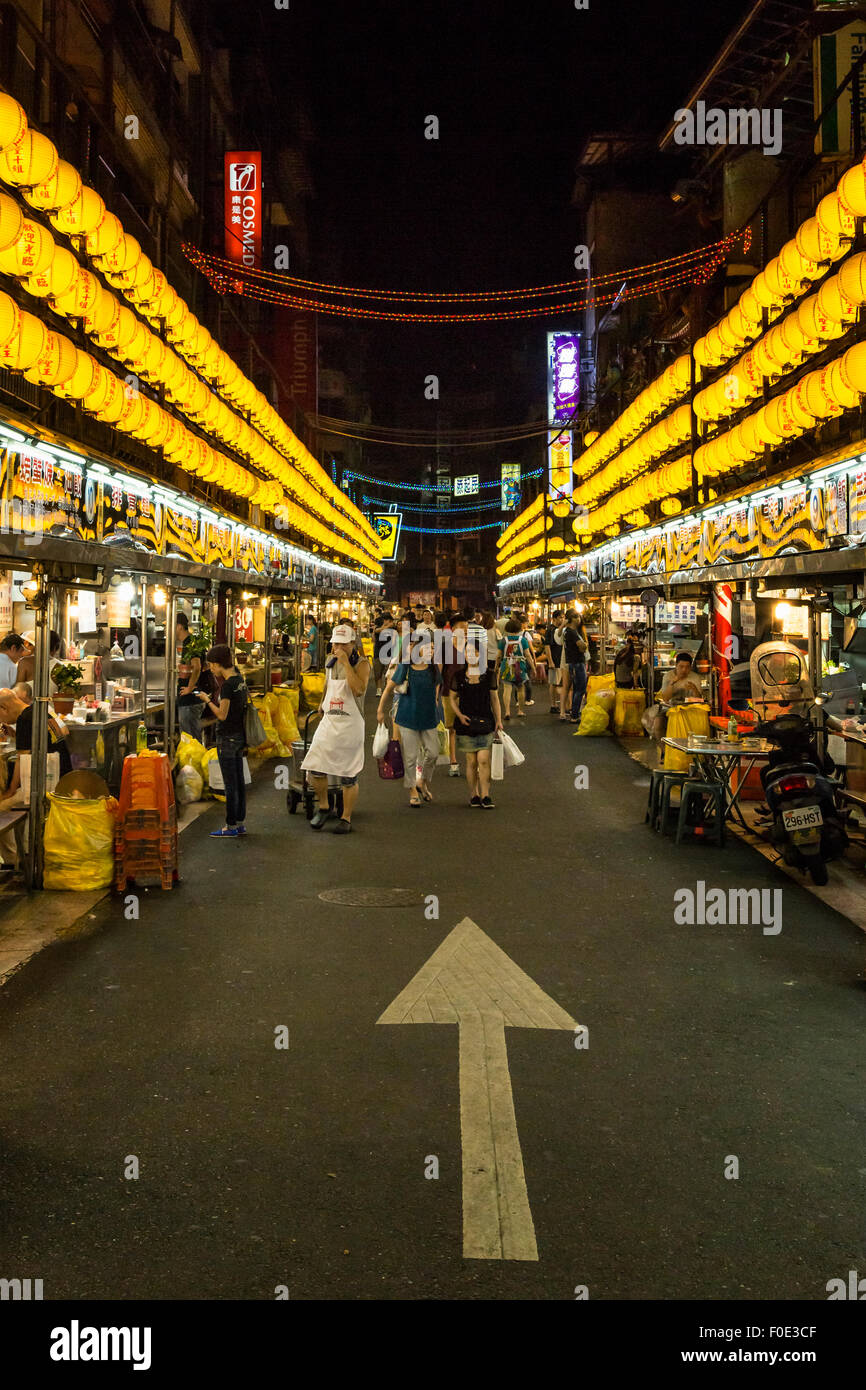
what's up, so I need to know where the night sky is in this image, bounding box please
[237,1,752,477]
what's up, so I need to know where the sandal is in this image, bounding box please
[408,796,421,808]
[418,783,433,802]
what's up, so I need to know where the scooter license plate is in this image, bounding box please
[782,805,823,833]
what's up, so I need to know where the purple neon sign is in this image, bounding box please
[547,331,580,427]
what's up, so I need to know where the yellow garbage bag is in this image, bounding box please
[281,686,300,716]
[613,688,646,736]
[663,702,711,770]
[250,694,290,758]
[177,732,206,779]
[274,690,300,745]
[575,703,611,736]
[586,673,617,701]
[301,671,326,711]
[588,688,616,714]
[43,793,117,891]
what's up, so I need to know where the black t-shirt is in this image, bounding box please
[562,626,587,665]
[15,704,73,775]
[452,668,498,734]
[218,674,248,740]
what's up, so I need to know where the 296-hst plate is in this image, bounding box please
[782,804,823,832]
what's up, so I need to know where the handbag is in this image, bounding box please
[378,738,405,780]
[500,732,525,767]
[372,722,389,759]
[245,702,267,748]
[490,739,504,781]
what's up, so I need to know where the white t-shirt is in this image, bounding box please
[0,652,18,688]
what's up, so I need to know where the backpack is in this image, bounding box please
[503,636,523,681]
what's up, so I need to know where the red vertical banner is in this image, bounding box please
[225,152,262,268]
[712,583,734,715]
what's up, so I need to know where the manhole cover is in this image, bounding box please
[317,887,423,907]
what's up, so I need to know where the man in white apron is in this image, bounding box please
[301,623,370,834]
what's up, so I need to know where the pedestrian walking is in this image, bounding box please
[498,618,535,721]
[449,641,503,808]
[560,610,589,722]
[197,644,249,838]
[300,623,370,834]
[543,609,565,713]
[376,629,442,808]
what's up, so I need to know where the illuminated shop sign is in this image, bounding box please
[225,151,262,268]
[454,474,479,497]
[547,330,580,428]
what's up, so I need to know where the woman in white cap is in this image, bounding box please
[301,622,370,834]
[17,630,62,692]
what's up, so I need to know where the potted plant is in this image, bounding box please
[51,661,85,715]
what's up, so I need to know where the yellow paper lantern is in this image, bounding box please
[23,159,81,213]
[49,184,105,236]
[0,129,58,187]
[94,373,126,425]
[817,274,857,324]
[53,266,102,318]
[826,357,860,410]
[53,348,96,400]
[842,340,866,393]
[837,161,866,217]
[97,233,142,276]
[0,93,27,153]
[801,369,837,420]
[0,309,47,369]
[116,389,145,434]
[84,285,120,338]
[817,191,856,241]
[24,242,75,300]
[23,329,77,386]
[0,216,55,277]
[0,288,20,348]
[0,189,23,251]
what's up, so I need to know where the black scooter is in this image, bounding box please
[755,711,847,885]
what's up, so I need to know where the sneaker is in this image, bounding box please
[480,796,495,809]
[332,818,353,834]
[525,699,535,707]
[210,826,239,837]
[449,762,460,777]
[309,808,330,830]
[470,795,482,807]
[503,715,511,723]
[235,825,247,836]
[549,706,558,714]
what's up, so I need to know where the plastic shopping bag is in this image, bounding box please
[207,755,252,792]
[500,732,524,767]
[491,739,504,780]
[436,721,449,758]
[15,751,60,807]
[43,792,117,891]
[372,722,389,758]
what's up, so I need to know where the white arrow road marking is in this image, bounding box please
[377,917,577,1261]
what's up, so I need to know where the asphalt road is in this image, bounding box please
[1,704,864,1301]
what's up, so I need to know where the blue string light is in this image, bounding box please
[344,467,542,492]
[363,494,514,514]
[400,521,505,534]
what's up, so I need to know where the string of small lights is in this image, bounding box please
[344,467,544,491]
[401,520,505,534]
[362,493,513,513]
[184,231,747,324]
[184,235,745,303]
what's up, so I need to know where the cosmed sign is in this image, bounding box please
[225,152,262,268]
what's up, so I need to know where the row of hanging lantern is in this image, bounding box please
[0,91,381,572]
[498,155,866,574]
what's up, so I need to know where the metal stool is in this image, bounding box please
[653,770,690,832]
[675,779,726,846]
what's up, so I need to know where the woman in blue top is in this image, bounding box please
[376,629,442,808]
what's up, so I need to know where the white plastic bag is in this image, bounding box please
[207,756,251,792]
[372,722,389,758]
[491,739,504,781]
[16,752,60,806]
[500,732,524,767]
[175,764,204,805]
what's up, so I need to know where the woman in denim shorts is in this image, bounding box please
[449,646,503,809]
